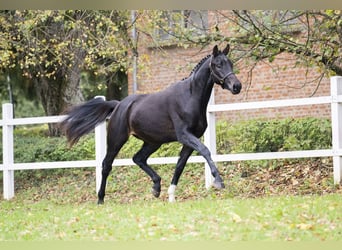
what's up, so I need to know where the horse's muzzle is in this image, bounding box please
[232,82,242,95]
[223,74,241,95]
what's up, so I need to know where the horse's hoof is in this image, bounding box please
[151,188,161,198]
[168,196,176,203]
[213,180,225,189]
[97,199,104,205]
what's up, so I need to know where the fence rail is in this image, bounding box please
[1,76,342,200]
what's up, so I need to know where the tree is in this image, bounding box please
[228,10,342,77]
[0,10,133,135]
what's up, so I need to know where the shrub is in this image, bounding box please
[11,125,95,163]
[219,117,331,154]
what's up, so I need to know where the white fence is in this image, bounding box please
[1,76,342,200]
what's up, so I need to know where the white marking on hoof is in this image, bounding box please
[168,184,177,203]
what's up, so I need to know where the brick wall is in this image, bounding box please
[130,45,209,93]
[213,52,331,121]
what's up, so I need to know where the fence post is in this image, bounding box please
[94,96,107,193]
[331,76,342,184]
[204,88,216,189]
[2,103,15,199]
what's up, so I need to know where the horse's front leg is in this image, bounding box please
[177,131,225,189]
[168,145,194,202]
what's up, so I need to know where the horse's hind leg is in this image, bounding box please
[133,142,162,198]
[97,126,129,205]
[97,151,116,204]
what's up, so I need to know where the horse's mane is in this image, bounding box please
[182,54,211,81]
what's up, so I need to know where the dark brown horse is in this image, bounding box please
[61,44,242,204]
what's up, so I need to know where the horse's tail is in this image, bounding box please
[60,98,119,146]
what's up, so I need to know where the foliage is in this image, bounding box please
[0,10,132,125]
[0,10,131,83]
[9,125,95,163]
[229,10,342,77]
[215,117,331,169]
[218,117,332,154]
[0,72,44,118]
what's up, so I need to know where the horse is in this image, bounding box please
[60,44,242,204]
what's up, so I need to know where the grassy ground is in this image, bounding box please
[1,194,342,240]
[1,158,342,241]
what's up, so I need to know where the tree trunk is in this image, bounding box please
[36,50,85,136]
[36,77,84,136]
[106,70,128,101]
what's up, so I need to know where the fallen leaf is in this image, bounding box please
[230,212,242,223]
[296,223,314,230]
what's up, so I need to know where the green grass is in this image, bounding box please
[1,194,342,241]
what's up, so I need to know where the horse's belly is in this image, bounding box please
[129,111,176,144]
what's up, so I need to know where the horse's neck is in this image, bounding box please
[191,61,214,110]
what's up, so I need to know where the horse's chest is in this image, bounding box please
[189,115,207,137]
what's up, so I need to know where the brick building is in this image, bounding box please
[127,11,331,122]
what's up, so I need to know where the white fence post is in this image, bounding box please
[94,96,107,193]
[204,88,216,189]
[331,76,342,184]
[2,103,15,199]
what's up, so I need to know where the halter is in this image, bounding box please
[209,56,234,86]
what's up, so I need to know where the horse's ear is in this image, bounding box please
[212,45,219,57]
[223,44,230,55]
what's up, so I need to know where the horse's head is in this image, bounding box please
[209,44,242,95]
